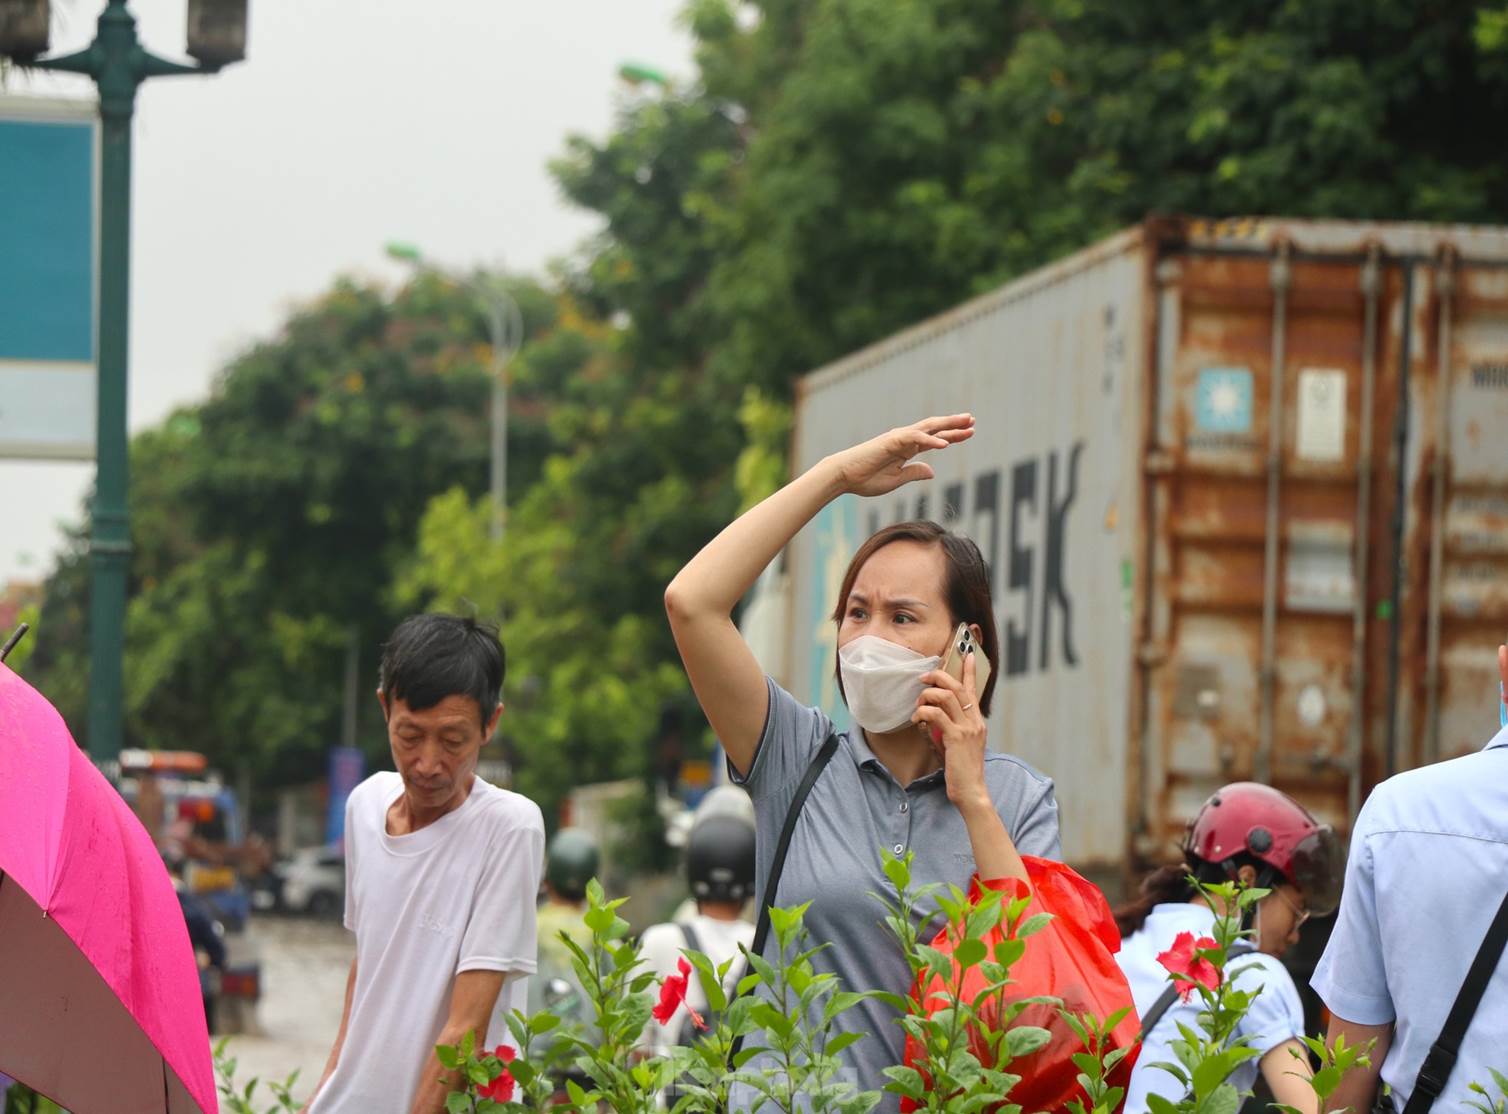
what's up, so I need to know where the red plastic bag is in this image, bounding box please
[901,856,1140,1113]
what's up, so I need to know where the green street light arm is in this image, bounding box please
[27,42,221,80]
[20,45,98,75]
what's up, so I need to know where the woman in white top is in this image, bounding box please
[639,811,758,1057]
[639,811,758,1110]
[1113,782,1344,1114]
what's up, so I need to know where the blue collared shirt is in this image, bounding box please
[1311,724,1508,1110]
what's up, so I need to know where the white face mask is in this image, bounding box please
[838,635,942,735]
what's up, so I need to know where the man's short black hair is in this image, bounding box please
[378,614,505,725]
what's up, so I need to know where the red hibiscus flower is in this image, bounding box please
[477,1044,517,1103]
[652,956,707,1031]
[1156,931,1222,1000]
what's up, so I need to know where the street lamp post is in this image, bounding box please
[1,0,246,764]
[387,244,524,542]
[480,282,522,542]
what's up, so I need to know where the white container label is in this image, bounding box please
[1297,368,1346,462]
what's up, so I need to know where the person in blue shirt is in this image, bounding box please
[1113,783,1343,1114]
[1313,641,1508,1113]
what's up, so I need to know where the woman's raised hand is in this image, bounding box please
[829,414,975,498]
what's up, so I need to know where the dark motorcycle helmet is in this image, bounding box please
[1183,781,1344,917]
[546,827,600,902]
[686,814,756,905]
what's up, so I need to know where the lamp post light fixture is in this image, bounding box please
[0,0,246,765]
[186,0,249,68]
[0,0,50,59]
[386,242,524,543]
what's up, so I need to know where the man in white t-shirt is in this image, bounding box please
[639,810,756,1074]
[306,615,545,1114]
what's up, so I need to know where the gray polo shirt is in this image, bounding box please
[728,677,1061,1110]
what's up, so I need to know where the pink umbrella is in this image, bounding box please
[0,662,217,1113]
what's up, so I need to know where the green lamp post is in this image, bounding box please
[0,0,248,764]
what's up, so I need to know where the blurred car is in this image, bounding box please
[277,844,346,917]
[250,866,282,912]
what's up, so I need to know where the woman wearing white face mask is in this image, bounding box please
[665,414,1060,1106]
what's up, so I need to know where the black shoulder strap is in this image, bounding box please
[748,731,840,963]
[1401,887,1508,1114]
[1137,982,1183,1041]
[679,919,701,956]
[725,731,839,1066]
[1138,940,1257,1041]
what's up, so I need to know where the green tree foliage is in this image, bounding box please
[399,0,1508,826]
[397,86,750,827]
[390,300,707,823]
[23,0,1508,826]
[25,274,556,784]
[693,0,1508,394]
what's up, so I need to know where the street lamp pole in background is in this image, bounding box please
[386,244,524,542]
[0,0,248,764]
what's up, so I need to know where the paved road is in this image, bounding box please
[215,914,353,1107]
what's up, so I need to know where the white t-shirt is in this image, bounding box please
[1116,903,1305,1113]
[638,913,755,1056]
[310,772,545,1114]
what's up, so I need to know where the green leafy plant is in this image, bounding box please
[1063,1008,1136,1114]
[2,1083,67,1114]
[1467,1068,1508,1114]
[662,941,762,1112]
[434,1019,572,1114]
[436,878,670,1112]
[553,878,676,1112]
[354,862,1418,1114]
[1271,1032,1372,1114]
[213,1038,301,1114]
[722,900,879,1114]
[870,850,1056,1111]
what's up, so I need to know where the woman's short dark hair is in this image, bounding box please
[378,614,505,726]
[830,520,1001,716]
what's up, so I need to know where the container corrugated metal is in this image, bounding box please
[775,215,1508,883]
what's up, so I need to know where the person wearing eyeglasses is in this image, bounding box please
[1110,783,1345,1114]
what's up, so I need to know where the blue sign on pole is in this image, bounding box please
[0,95,98,460]
[326,746,366,850]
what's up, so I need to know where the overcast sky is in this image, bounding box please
[2,0,692,583]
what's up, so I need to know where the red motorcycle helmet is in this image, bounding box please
[1182,782,1344,917]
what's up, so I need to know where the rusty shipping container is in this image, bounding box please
[759,215,1508,886]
